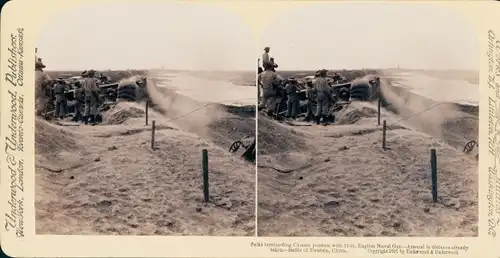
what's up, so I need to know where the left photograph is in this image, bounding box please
[35,3,257,236]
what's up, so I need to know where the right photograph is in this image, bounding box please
[257,3,479,237]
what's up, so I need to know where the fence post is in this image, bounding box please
[145,99,149,126]
[151,120,155,150]
[377,97,381,126]
[382,120,387,150]
[430,149,438,202]
[202,149,209,202]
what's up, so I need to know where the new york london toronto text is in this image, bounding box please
[4,28,26,238]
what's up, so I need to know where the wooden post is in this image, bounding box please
[382,120,387,150]
[377,97,381,126]
[151,120,155,150]
[145,99,149,126]
[202,149,209,202]
[430,149,438,202]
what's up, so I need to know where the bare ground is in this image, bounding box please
[35,71,256,236]
[257,70,478,237]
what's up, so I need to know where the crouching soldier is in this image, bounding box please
[285,77,299,120]
[53,78,68,120]
[305,81,315,122]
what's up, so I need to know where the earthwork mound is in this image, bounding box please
[336,103,378,125]
[257,116,309,155]
[103,104,145,125]
[35,118,82,154]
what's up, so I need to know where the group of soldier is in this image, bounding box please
[49,70,102,125]
[257,46,339,125]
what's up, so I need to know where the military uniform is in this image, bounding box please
[82,74,100,125]
[305,83,315,121]
[259,65,283,117]
[262,47,271,67]
[53,79,68,119]
[74,85,85,122]
[285,78,299,119]
[257,72,263,108]
[313,70,332,124]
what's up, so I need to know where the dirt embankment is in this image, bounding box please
[257,69,478,237]
[35,71,256,236]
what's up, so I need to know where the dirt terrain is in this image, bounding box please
[257,69,478,237]
[35,70,256,236]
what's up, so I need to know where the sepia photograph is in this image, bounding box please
[34,3,256,236]
[257,3,479,236]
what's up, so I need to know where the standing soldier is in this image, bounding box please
[258,62,283,117]
[284,77,299,120]
[73,81,85,122]
[313,69,332,125]
[262,47,271,67]
[305,80,315,122]
[53,78,69,120]
[82,70,100,125]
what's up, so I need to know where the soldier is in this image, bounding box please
[305,80,316,122]
[332,73,342,84]
[262,47,271,68]
[73,80,85,122]
[258,62,283,117]
[284,77,299,119]
[53,78,69,120]
[270,57,278,72]
[313,69,332,125]
[257,68,264,109]
[82,70,100,125]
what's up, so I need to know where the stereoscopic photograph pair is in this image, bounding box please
[1,1,492,257]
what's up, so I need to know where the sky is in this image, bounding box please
[37,3,256,71]
[260,3,480,71]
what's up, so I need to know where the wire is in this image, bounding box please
[154,97,256,123]
[395,99,477,123]
[381,97,479,151]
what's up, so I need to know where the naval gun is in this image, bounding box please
[272,74,381,120]
[42,74,148,121]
